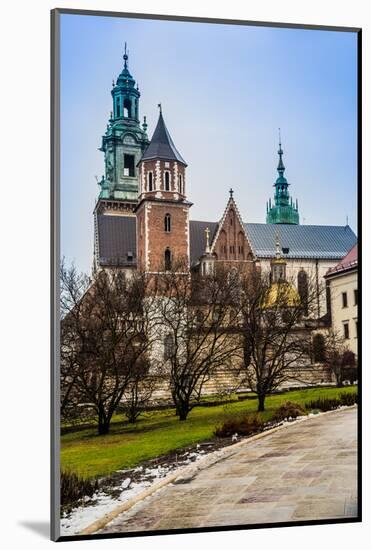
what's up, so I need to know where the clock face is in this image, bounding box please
[123,134,135,145]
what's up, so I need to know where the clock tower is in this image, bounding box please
[96,44,149,214]
[93,45,149,271]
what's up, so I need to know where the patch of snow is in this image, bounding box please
[60,447,208,536]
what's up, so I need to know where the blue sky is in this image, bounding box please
[60,13,358,274]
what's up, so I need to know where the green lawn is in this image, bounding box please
[61,386,357,479]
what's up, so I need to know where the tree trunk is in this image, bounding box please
[177,400,190,421]
[98,421,110,435]
[257,393,265,412]
[97,406,111,435]
[178,408,189,421]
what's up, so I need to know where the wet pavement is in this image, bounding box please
[99,407,358,533]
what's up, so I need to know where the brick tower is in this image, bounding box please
[136,106,191,273]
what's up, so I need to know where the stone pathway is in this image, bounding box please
[99,407,358,534]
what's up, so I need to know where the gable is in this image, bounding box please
[212,199,253,261]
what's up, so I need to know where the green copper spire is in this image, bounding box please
[98,45,149,202]
[266,130,299,225]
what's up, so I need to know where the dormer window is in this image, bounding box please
[164,171,170,191]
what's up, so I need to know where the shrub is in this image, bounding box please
[61,471,99,508]
[271,401,306,423]
[339,392,358,406]
[214,414,263,438]
[305,392,357,412]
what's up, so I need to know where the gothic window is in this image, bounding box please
[164,333,175,361]
[164,213,171,233]
[123,98,132,118]
[179,174,183,194]
[164,171,170,191]
[124,154,135,177]
[148,171,153,191]
[298,270,308,315]
[164,248,172,271]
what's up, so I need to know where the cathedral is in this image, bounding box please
[93,48,357,320]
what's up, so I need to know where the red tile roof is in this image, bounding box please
[326,244,358,277]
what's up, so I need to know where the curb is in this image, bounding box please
[78,405,356,535]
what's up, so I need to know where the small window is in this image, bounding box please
[179,174,183,194]
[164,248,171,271]
[354,289,358,306]
[164,171,170,191]
[342,292,348,308]
[164,213,171,233]
[148,171,153,191]
[343,322,350,339]
[124,154,135,177]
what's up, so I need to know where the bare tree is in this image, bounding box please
[241,272,323,411]
[120,357,161,423]
[60,261,158,434]
[152,261,244,421]
[323,330,357,387]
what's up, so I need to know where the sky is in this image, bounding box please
[60,13,358,274]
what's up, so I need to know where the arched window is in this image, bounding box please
[178,174,183,194]
[148,171,153,191]
[164,213,171,232]
[164,333,175,361]
[298,270,309,315]
[123,98,131,118]
[164,171,170,191]
[164,248,172,271]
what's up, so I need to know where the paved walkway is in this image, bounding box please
[99,407,358,533]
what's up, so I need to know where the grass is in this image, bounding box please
[61,386,357,479]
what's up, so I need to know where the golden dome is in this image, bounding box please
[262,282,301,308]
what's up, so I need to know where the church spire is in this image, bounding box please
[123,42,128,69]
[98,46,149,204]
[266,130,300,225]
[277,128,285,174]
